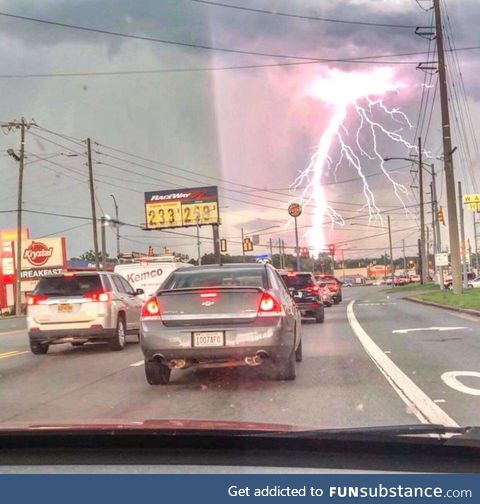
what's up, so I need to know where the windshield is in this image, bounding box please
[0,0,479,448]
[34,275,103,296]
[162,267,267,289]
[281,274,314,289]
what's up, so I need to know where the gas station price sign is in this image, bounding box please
[144,186,219,230]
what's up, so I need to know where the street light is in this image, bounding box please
[109,193,120,259]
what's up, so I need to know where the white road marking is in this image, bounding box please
[130,360,144,367]
[441,371,480,396]
[0,329,27,336]
[392,326,467,334]
[384,351,392,354]
[347,300,458,427]
[357,302,397,306]
[434,399,446,403]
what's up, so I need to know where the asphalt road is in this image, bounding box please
[0,286,478,428]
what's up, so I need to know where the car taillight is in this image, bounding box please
[27,294,48,306]
[83,290,111,302]
[306,285,320,293]
[258,293,283,317]
[142,297,162,318]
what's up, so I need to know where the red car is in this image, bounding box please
[315,274,342,304]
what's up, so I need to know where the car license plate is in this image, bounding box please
[58,304,73,312]
[193,331,225,347]
[295,291,303,298]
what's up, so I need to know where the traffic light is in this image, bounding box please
[437,208,446,225]
[328,243,335,256]
[147,245,154,256]
[243,238,254,252]
[301,247,309,258]
[220,239,227,253]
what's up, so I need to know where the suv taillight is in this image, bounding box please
[27,294,48,306]
[83,290,111,302]
[306,285,320,294]
[258,293,283,317]
[142,297,162,318]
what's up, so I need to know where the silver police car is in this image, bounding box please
[140,263,302,385]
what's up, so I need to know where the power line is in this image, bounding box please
[0,10,479,64]
[190,0,418,28]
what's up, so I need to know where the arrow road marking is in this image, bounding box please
[347,301,458,427]
[392,327,467,334]
[441,371,480,396]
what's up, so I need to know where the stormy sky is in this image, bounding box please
[0,0,479,261]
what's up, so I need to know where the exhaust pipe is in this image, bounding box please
[169,359,188,369]
[244,353,265,367]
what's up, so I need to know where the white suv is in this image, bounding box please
[27,271,144,354]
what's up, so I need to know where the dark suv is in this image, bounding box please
[316,274,343,304]
[280,272,324,323]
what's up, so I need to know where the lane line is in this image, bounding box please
[130,360,144,367]
[347,300,459,427]
[0,329,27,336]
[0,350,29,360]
[392,326,467,334]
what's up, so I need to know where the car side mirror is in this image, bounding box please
[135,288,144,296]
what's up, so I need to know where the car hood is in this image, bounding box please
[0,418,308,433]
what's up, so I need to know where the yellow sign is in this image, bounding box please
[468,202,480,212]
[463,194,480,204]
[145,201,182,229]
[181,202,219,226]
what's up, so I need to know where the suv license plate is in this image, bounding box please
[193,331,225,347]
[58,304,73,312]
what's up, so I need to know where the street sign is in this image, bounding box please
[288,203,302,218]
[468,202,480,212]
[252,234,260,245]
[144,186,219,230]
[435,253,449,267]
[463,193,480,204]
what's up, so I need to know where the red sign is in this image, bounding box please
[23,241,54,267]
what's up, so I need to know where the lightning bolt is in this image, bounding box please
[291,67,420,255]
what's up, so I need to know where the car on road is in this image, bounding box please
[319,284,334,307]
[315,274,343,304]
[26,271,144,354]
[444,272,476,289]
[279,272,325,322]
[141,263,302,385]
[467,277,480,289]
[114,257,192,301]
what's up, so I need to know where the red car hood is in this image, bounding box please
[0,418,311,433]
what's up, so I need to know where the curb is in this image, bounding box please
[406,296,480,317]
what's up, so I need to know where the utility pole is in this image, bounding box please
[293,216,300,272]
[431,165,444,289]
[458,181,468,289]
[212,224,221,264]
[100,216,107,270]
[15,119,26,316]
[87,138,100,270]
[430,182,436,269]
[196,216,201,265]
[418,137,427,284]
[241,228,245,263]
[109,194,120,259]
[388,217,394,287]
[434,0,462,294]
[474,214,478,274]
[417,239,423,277]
